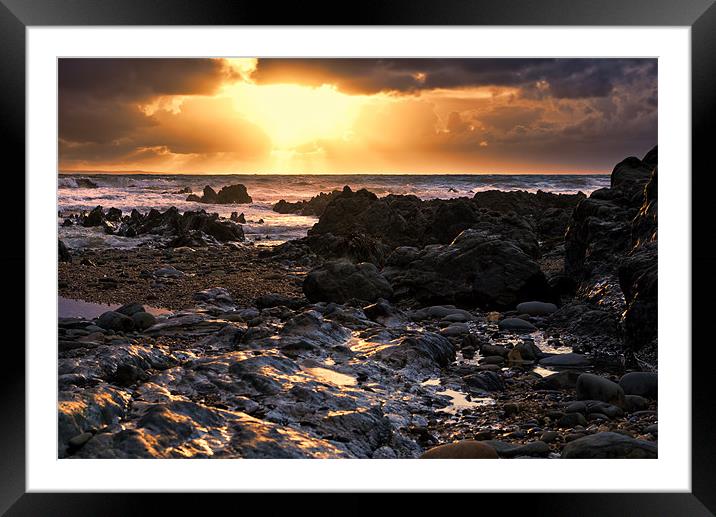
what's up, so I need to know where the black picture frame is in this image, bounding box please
[2,0,712,513]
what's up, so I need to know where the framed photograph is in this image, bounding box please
[3,0,712,513]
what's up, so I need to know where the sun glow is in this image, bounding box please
[225,82,368,149]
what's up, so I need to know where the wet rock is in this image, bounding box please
[59,240,72,262]
[190,184,252,204]
[420,440,498,459]
[619,372,658,399]
[115,302,145,316]
[76,178,98,188]
[154,266,185,278]
[273,189,343,217]
[536,370,581,390]
[230,211,246,224]
[82,206,105,227]
[482,440,550,458]
[67,431,94,450]
[576,373,625,407]
[479,343,508,358]
[377,332,455,369]
[132,311,157,331]
[362,301,404,326]
[498,318,537,332]
[540,431,559,443]
[96,311,134,332]
[194,287,235,306]
[463,371,504,392]
[58,386,130,457]
[539,353,591,368]
[303,260,393,304]
[561,432,657,459]
[255,293,305,310]
[624,394,650,412]
[619,240,657,353]
[557,412,588,428]
[516,301,558,316]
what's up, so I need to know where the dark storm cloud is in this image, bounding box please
[58,58,272,166]
[59,58,233,100]
[252,58,656,99]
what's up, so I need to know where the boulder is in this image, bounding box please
[536,370,581,390]
[538,353,591,368]
[383,229,552,309]
[619,372,658,399]
[576,373,625,407]
[498,318,537,332]
[303,260,393,304]
[516,301,558,316]
[377,331,455,369]
[115,302,145,316]
[420,440,498,459]
[561,432,657,459]
[96,311,134,332]
[82,206,104,227]
[132,312,157,331]
[59,240,71,262]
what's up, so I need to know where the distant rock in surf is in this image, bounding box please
[187,184,252,204]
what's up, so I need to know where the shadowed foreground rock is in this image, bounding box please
[561,432,657,459]
[303,260,393,304]
[383,229,552,309]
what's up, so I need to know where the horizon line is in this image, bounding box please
[58,169,611,176]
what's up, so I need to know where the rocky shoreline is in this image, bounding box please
[58,147,658,459]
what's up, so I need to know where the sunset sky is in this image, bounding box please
[58,58,657,174]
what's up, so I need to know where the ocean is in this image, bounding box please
[58,173,609,248]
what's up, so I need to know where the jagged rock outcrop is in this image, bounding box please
[563,146,657,358]
[273,189,344,217]
[72,206,245,246]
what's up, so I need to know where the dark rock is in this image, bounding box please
[377,332,455,369]
[463,371,505,391]
[115,302,145,316]
[619,241,657,353]
[421,440,498,459]
[132,312,157,331]
[82,206,105,227]
[481,440,550,458]
[59,240,71,262]
[76,178,98,188]
[516,301,558,316]
[190,184,252,204]
[96,311,134,331]
[561,432,657,459]
[539,353,591,368]
[557,412,588,428]
[624,394,650,412]
[230,212,246,224]
[273,189,344,217]
[498,318,537,332]
[303,260,393,304]
[536,370,581,390]
[576,373,625,407]
[619,372,658,399]
[383,229,552,309]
